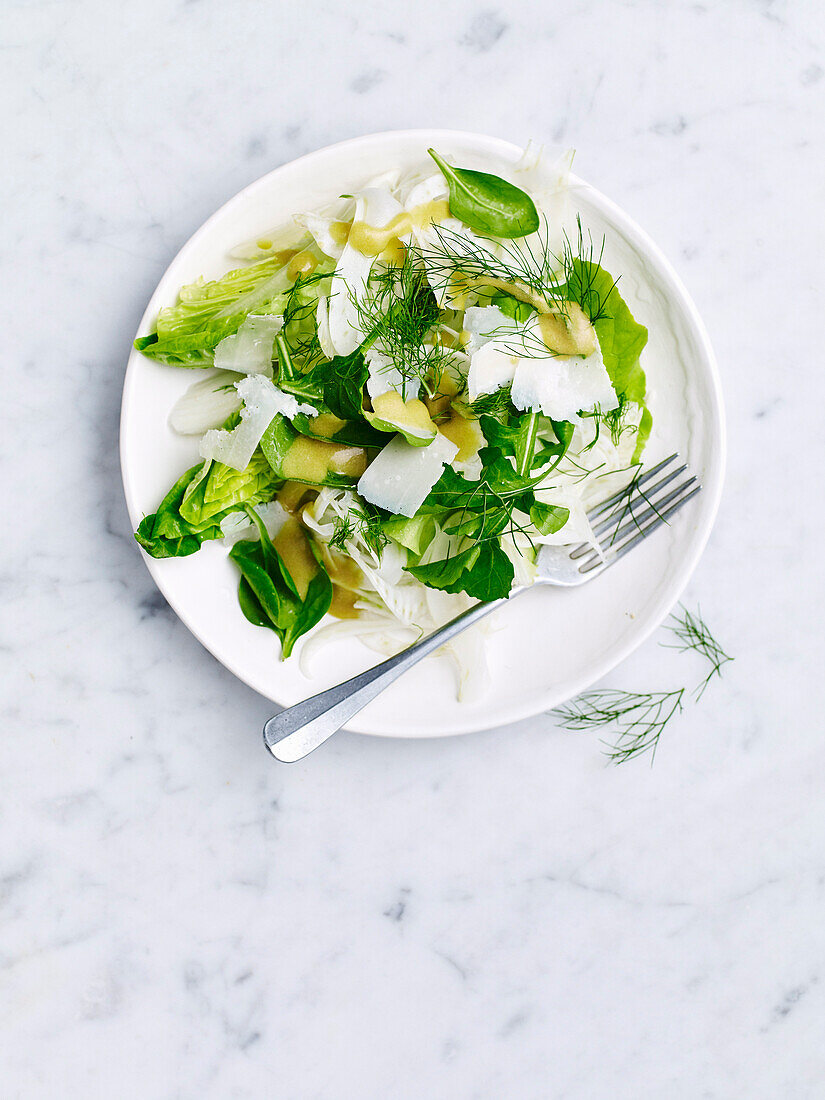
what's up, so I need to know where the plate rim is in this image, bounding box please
[120,128,726,739]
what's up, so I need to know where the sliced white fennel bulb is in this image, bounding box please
[168,370,243,435]
[324,187,407,356]
[200,375,316,471]
[213,313,283,375]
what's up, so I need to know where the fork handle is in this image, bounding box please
[263,595,509,762]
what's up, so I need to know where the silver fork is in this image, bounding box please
[263,454,700,762]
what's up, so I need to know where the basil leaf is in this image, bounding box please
[428,148,539,239]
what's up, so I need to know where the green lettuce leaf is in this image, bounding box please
[135,450,279,559]
[179,450,279,530]
[567,259,651,460]
[135,465,217,558]
[135,255,293,368]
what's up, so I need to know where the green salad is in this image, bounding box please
[134,147,650,699]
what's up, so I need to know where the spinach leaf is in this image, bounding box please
[530,502,570,536]
[135,444,279,559]
[408,539,514,601]
[291,410,385,449]
[135,465,220,558]
[229,508,332,659]
[428,149,539,239]
[278,348,369,422]
[318,350,370,421]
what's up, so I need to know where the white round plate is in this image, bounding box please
[120,129,725,738]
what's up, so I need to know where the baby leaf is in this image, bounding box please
[428,149,539,239]
[530,502,570,536]
[229,507,332,659]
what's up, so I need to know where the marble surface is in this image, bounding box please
[2,1,824,1096]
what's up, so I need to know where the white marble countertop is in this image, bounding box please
[3,1,824,1096]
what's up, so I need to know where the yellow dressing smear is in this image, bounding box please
[320,542,367,620]
[329,220,352,246]
[536,303,597,356]
[308,412,348,439]
[277,480,316,513]
[273,517,317,599]
[347,200,450,258]
[280,436,367,482]
[286,249,319,281]
[371,390,436,437]
[438,415,484,463]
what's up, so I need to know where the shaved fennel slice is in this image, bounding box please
[295,212,347,261]
[365,347,405,399]
[213,314,282,374]
[315,295,336,359]
[169,370,243,435]
[200,376,316,472]
[228,224,305,261]
[357,433,458,518]
[402,171,449,210]
[514,145,575,258]
[220,501,289,544]
[511,332,618,421]
[327,187,407,356]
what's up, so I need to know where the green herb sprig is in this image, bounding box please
[554,689,686,764]
[329,503,389,558]
[552,605,733,764]
[664,604,733,699]
[352,255,463,399]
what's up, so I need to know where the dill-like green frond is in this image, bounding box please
[664,605,733,698]
[553,688,686,764]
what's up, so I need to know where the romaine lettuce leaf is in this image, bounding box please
[135,256,293,368]
[135,451,279,559]
[179,450,279,530]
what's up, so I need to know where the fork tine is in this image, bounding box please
[577,479,701,573]
[607,485,702,565]
[570,462,689,557]
[572,455,686,558]
[584,453,679,523]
